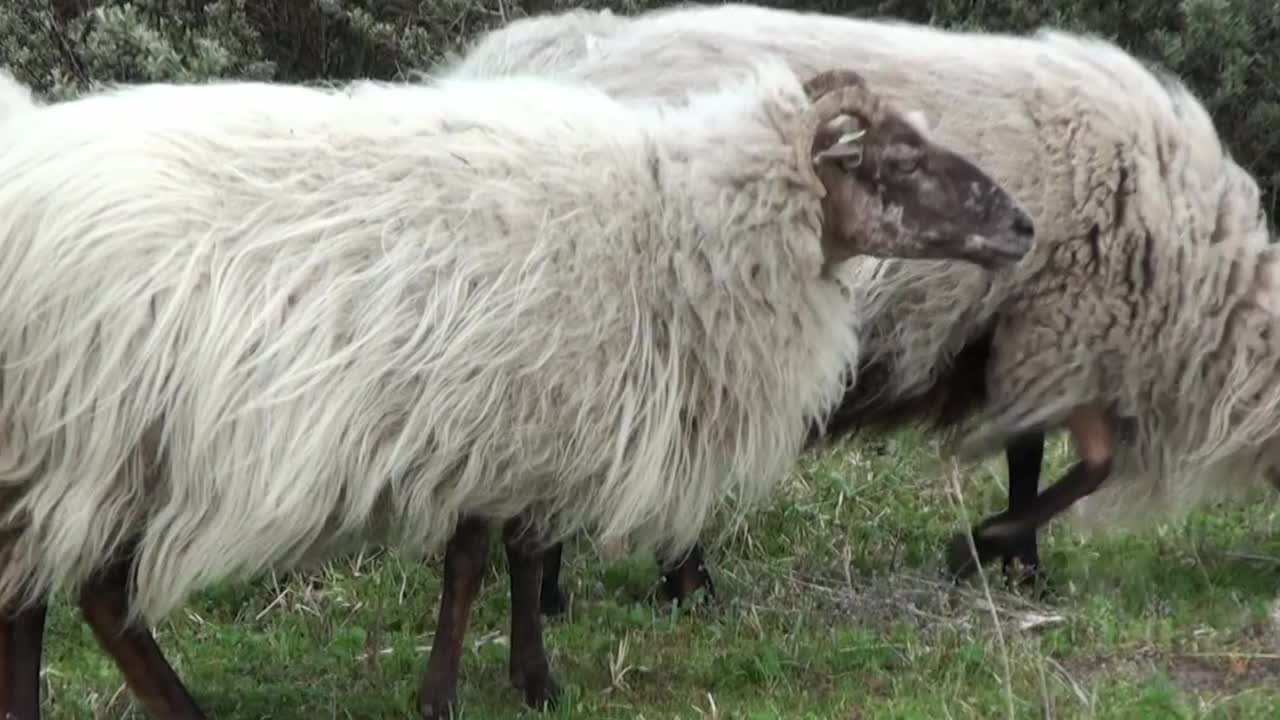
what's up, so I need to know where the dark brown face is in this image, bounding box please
[813,112,1035,270]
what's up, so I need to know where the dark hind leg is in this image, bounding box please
[503,519,558,710]
[948,406,1112,581]
[541,538,716,616]
[0,596,47,720]
[419,517,490,720]
[78,545,206,719]
[538,542,566,617]
[1002,432,1046,588]
[658,543,715,606]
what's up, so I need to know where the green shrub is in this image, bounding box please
[2,0,1277,212]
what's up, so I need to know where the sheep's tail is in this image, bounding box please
[0,70,37,127]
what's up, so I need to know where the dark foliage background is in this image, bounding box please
[4,0,1278,211]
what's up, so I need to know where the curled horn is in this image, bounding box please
[802,69,867,101]
[793,68,889,193]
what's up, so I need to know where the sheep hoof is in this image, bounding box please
[945,530,983,580]
[688,576,718,607]
[511,666,560,710]
[659,586,715,611]
[1002,558,1057,600]
[660,573,716,608]
[418,695,458,720]
[1001,557,1037,584]
[524,675,560,710]
[540,587,566,617]
[1002,554,1040,583]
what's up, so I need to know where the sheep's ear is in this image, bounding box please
[813,128,867,167]
[903,109,931,135]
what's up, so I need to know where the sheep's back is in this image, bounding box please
[0,71,852,622]
[461,6,1097,411]
[0,78,681,620]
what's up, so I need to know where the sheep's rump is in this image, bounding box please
[447,3,1271,525]
[0,66,857,621]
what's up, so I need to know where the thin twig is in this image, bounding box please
[946,458,1016,720]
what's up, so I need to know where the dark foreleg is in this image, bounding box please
[419,517,491,720]
[1266,466,1280,494]
[948,406,1112,581]
[538,542,566,617]
[1002,431,1046,587]
[0,597,47,720]
[78,547,206,719]
[503,519,559,711]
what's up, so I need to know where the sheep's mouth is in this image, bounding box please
[961,232,1032,270]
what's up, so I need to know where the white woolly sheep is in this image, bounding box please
[0,69,36,125]
[441,1,1271,598]
[0,63,1032,719]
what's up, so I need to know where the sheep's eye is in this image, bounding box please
[838,147,863,172]
[885,146,923,174]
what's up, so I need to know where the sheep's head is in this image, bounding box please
[803,69,1034,271]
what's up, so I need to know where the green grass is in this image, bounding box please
[40,430,1280,718]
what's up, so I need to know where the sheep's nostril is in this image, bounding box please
[1012,211,1035,237]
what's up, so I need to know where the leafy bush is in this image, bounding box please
[2,0,1277,211]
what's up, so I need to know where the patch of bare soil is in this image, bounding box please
[760,565,1067,635]
[1061,645,1280,697]
[1164,654,1280,694]
[785,568,1280,697]
[1159,595,1280,694]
